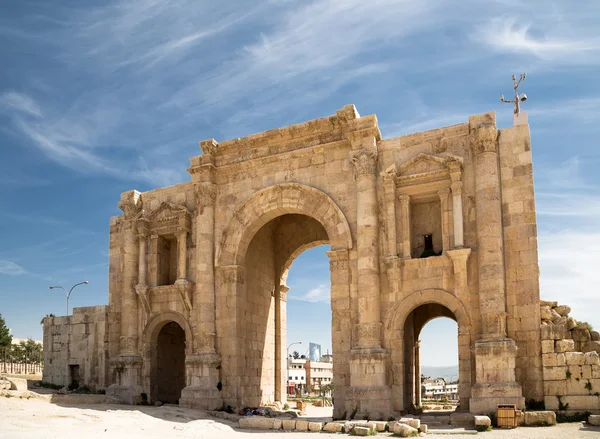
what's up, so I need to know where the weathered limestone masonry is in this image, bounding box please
[42,104,598,416]
[540,301,600,413]
[42,306,109,390]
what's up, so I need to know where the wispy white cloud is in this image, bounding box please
[473,14,600,64]
[0,213,69,226]
[0,260,27,276]
[290,284,330,304]
[0,91,42,117]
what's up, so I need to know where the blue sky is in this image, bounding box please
[1,0,599,367]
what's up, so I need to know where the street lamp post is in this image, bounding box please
[49,281,89,316]
[286,341,302,396]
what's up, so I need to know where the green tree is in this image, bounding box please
[292,351,300,359]
[0,314,12,349]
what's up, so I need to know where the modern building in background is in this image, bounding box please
[423,378,458,400]
[308,342,321,362]
[305,360,333,393]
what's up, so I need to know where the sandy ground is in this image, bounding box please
[1,397,600,439]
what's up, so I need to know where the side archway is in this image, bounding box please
[216,183,353,267]
[143,311,194,352]
[387,289,472,412]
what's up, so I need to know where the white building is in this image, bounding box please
[305,360,333,393]
[287,358,307,395]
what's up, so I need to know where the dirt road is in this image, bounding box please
[1,397,600,439]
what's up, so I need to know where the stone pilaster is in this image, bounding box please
[180,140,223,411]
[398,194,411,259]
[469,118,524,413]
[448,158,464,248]
[107,190,144,404]
[346,127,391,417]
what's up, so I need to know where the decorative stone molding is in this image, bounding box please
[470,124,498,155]
[349,148,378,175]
[135,284,151,314]
[279,285,289,302]
[119,336,138,354]
[217,265,245,285]
[145,201,192,236]
[326,249,349,271]
[357,322,382,347]
[118,198,142,218]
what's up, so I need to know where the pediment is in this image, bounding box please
[148,201,189,222]
[399,153,447,177]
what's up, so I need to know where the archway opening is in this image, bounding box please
[419,317,459,413]
[239,213,333,407]
[403,304,460,413]
[154,321,186,404]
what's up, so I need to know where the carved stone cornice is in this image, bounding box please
[349,148,378,175]
[200,139,219,156]
[118,190,142,219]
[437,187,451,199]
[471,124,498,155]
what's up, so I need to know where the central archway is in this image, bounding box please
[216,184,353,417]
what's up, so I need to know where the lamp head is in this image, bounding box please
[519,93,527,102]
[83,281,89,284]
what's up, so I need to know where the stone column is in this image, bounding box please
[451,181,464,248]
[275,285,288,403]
[349,147,382,349]
[135,222,151,315]
[176,227,187,280]
[469,120,524,413]
[399,194,411,259]
[107,190,144,405]
[438,188,450,253]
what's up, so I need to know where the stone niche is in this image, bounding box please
[410,197,442,258]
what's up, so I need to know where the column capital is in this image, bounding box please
[451,180,463,193]
[398,193,410,204]
[217,264,245,284]
[470,124,498,155]
[437,187,451,199]
[349,148,378,175]
[326,249,349,272]
[199,138,219,156]
[194,183,217,208]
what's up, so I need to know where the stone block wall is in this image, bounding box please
[499,124,543,400]
[42,306,109,390]
[540,300,600,412]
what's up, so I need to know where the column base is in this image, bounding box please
[469,337,524,414]
[179,353,223,410]
[469,382,524,414]
[106,354,144,405]
[346,348,392,417]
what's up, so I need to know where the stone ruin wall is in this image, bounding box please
[42,306,110,390]
[540,300,600,412]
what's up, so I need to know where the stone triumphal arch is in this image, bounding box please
[44,104,568,416]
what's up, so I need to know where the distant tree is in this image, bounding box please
[293,351,300,359]
[300,354,306,359]
[0,314,12,349]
